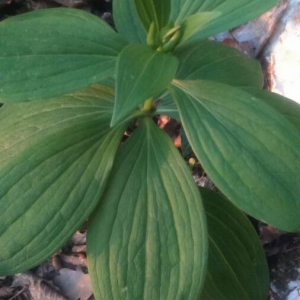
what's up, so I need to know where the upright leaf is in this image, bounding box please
[134,0,170,32]
[175,40,263,88]
[111,44,178,126]
[0,85,127,275]
[87,117,208,300]
[170,80,300,231]
[113,0,146,44]
[179,12,221,43]
[200,188,269,300]
[0,8,128,102]
[169,0,281,42]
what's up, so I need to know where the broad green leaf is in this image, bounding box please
[0,8,128,102]
[170,0,281,42]
[243,88,300,130]
[158,40,263,120]
[0,85,128,275]
[200,188,269,300]
[170,80,300,231]
[111,44,178,126]
[134,0,170,32]
[87,117,208,300]
[98,77,115,89]
[175,40,263,88]
[113,0,146,44]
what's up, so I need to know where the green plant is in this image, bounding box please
[0,0,299,299]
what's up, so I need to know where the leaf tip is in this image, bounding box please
[110,114,119,128]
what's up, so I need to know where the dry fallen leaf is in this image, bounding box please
[12,272,66,300]
[0,286,14,298]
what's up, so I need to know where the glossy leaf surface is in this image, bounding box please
[170,80,300,231]
[113,0,146,43]
[88,117,207,300]
[0,85,126,275]
[200,188,269,300]
[170,0,281,41]
[175,40,263,88]
[0,8,127,102]
[243,88,300,130]
[112,44,178,126]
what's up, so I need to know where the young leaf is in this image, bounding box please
[113,0,146,44]
[87,117,208,300]
[175,40,263,88]
[170,80,300,232]
[0,8,128,102]
[111,44,178,126]
[200,188,269,300]
[134,0,170,32]
[169,0,281,41]
[180,12,221,43]
[0,85,127,275]
[243,87,300,130]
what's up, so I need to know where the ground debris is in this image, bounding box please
[12,272,66,300]
[0,285,14,298]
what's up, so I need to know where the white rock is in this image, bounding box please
[262,0,300,104]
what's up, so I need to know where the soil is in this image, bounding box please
[0,1,299,299]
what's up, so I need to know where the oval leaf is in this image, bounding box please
[87,117,208,300]
[200,188,269,300]
[0,85,127,275]
[158,40,263,120]
[111,44,178,126]
[113,0,146,44]
[170,0,281,42]
[170,80,300,231]
[175,40,263,88]
[0,8,128,102]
